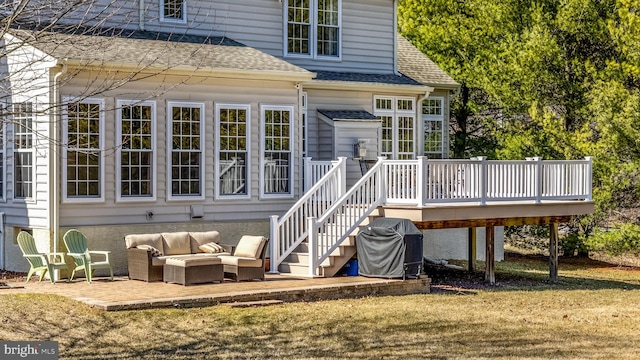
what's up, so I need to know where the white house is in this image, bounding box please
[0,0,592,281]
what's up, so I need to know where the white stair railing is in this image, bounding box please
[269,157,347,273]
[307,157,386,277]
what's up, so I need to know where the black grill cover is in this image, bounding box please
[356,218,424,278]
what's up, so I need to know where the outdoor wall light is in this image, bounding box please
[353,139,368,159]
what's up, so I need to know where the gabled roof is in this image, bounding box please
[397,35,459,90]
[6,28,314,81]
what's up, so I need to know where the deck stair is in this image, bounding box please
[278,208,382,277]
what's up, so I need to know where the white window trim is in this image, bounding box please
[214,103,251,200]
[260,104,295,199]
[301,92,308,157]
[166,101,205,201]
[0,118,5,203]
[12,102,36,203]
[283,0,342,60]
[116,99,157,202]
[61,97,106,203]
[373,95,417,160]
[422,96,445,157]
[160,0,187,24]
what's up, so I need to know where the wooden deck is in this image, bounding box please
[382,200,595,284]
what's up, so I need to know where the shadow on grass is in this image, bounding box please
[427,252,640,294]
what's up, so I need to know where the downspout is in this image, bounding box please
[51,61,67,272]
[393,0,399,75]
[139,0,145,31]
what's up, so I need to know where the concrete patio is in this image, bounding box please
[0,274,431,311]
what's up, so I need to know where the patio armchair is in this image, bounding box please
[17,231,68,284]
[63,229,113,283]
[218,235,268,281]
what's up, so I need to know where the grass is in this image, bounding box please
[2,253,640,359]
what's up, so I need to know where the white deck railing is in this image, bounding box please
[307,157,386,277]
[271,156,593,276]
[269,157,347,273]
[384,156,593,205]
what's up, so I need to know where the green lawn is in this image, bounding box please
[1,254,640,359]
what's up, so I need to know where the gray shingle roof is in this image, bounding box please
[397,35,459,89]
[317,109,379,121]
[314,71,422,86]
[7,28,313,77]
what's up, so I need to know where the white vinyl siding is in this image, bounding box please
[215,104,250,199]
[374,96,416,160]
[422,96,444,159]
[12,102,34,200]
[286,0,341,59]
[167,102,204,200]
[62,98,105,202]
[160,0,187,23]
[261,105,294,198]
[116,100,156,202]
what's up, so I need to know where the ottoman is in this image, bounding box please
[164,257,223,285]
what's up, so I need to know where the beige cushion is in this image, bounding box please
[161,232,191,255]
[233,236,267,258]
[199,242,226,254]
[125,233,164,254]
[136,244,163,257]
[153,253,230,266]
[189,231,221,253]
[165,256,221,267]
[218,255,263,268]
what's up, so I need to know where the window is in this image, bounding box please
[63,98,104,202]
[261,105,294,197]
[117,100,156,201]
[423,97,445,159]
[0,109,4,201]
[161,0,186,23]
[374,96,416,160]
[216,104,250,198]
[13,102,34,199]
[168,102,204,200]
[286,0,341,58]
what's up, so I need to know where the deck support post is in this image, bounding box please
[549,222,559,283]
[484,226,495,284]
[468,227,476,272]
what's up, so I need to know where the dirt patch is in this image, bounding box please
[426,252,640,293]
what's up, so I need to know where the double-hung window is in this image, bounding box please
[261,105,294,197]
[161,0,186,23]
[117,100,156,201]
[374,96,416,160]
[286,0,341,58]
[0,107,4,201]
[215,104,250,198]
[63,98,104,202]
[422,97,445,159]
[13,102,34,200]
[168,102,204,200]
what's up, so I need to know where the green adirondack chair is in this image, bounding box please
[63,229,113,283]
[17,231,68,284]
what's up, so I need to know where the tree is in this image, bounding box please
[399,0,640,255]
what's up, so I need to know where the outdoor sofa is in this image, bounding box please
[125,231,233,282]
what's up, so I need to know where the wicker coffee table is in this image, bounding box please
[163,257,223,285]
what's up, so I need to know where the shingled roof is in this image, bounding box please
[397,35,459,89]
[7,28,313,79]
[317,109,379,121]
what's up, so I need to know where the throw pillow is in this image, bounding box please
[137,244,163,257]
[199,242,226,254]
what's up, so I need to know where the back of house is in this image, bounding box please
[0,0,459,276]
